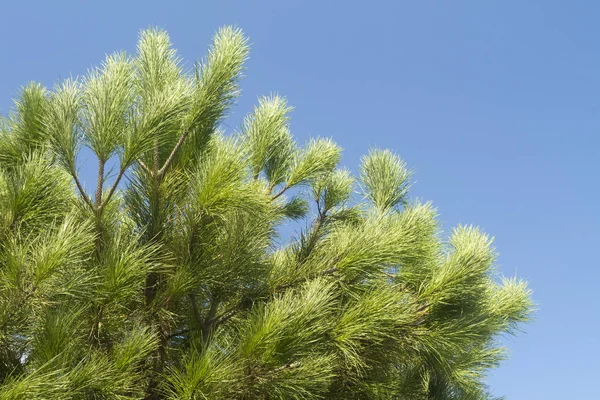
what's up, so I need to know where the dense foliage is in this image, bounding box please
[0,27,532,399]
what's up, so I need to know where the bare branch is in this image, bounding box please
[272,184,290,200]
[137,158,152,175]
[101,166,127,209]
[158,130,189,179]
[153,138,160,174]
[71,170,94,210]
[95,159,105,206]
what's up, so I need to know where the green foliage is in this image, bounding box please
[242,94,295,181]
[286,138,341,188]
[361,149,412,212]
[184,26,249,157]
[311,168,354,213]
[0,83,48,163]
[45,80,81,174]
[81,52,134,163]
[0,26,533,400]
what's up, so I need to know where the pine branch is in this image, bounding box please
[158,130,189,179]
[189,293,202,327]
[153,138,160,174]
[211,305,241,329]
[201,299,219,342]
[0,285,36,333]
[100,166,127,209]
[275,267,338,293]
[71,169,94,210]
[271,361,301,374]
[95,159,105,206]
[272,184,289,200]
[211,208,330,329]
[298,202,326,263]
[211,265,339,331]
[89,305,105,342]
[137,158,152,175]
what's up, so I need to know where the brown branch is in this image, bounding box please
[153,138,160,174]
[71,170,94,210]
[101,166,127,210]
[137,159,152,175]
[158,130,189,179]
[95,160,105,206]
[143,132,192,400]
[272,184,290,200]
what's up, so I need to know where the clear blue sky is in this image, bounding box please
[1,1,597,398]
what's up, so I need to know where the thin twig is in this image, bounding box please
[158,130,189,179]
[101,167,127,209]
[71,170,94,210]
[137,159,152,175]
[272,184,290,200]
[153,138,160,174]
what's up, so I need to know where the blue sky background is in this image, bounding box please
[1,1,598,398]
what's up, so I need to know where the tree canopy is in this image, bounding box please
[0,26,533,399]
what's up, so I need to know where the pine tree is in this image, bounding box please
[0,27,533,400]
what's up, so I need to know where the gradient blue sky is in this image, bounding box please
[1,1,597,398]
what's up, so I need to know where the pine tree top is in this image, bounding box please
[0,26,533,400]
